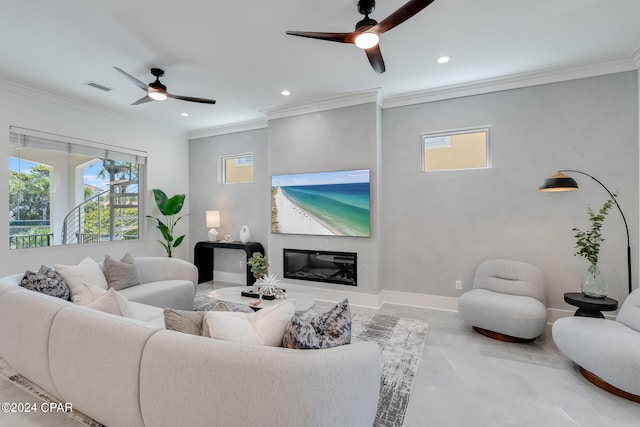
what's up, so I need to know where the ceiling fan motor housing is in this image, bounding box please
[358,0,375,16]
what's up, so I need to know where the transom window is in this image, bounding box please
[221,153,253,184]
[421,127,490,172]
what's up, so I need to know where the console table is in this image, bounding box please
[194,241,265,286]
[563,292,618,318]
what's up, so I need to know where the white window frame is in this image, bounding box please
[220,152,254,184]
[420,126,491,172]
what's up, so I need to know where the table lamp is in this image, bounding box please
[206,210,220,241]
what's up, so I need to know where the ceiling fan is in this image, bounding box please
[286,0,436,74]
[113,67,216,105]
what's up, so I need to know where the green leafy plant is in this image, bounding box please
[573,195,616,265]
[146,189,187,257]
[247,252,268,279]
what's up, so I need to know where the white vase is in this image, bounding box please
[239,225,250,243]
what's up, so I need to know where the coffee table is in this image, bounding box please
[208,286,315,312]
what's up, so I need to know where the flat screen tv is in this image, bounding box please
[271,169,370,237]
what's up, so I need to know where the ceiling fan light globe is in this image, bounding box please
[355,32,379,49]
[148,91,168,101]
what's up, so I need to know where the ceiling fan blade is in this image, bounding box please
[286,31,356,44]
[372,0,436,35]
[113,67,149,91]
[131,95,153,105]
[365,45,386,74]
[167,93,216,104]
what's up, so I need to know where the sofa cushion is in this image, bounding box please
[103,253,141,291]
[282,299,352,349]
[205,300,295,346]
[86,288,133,317]
[119,280,195,311]
[19,265,71,301]
[55,257,108,298]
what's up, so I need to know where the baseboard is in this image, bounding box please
[213,272,604,324]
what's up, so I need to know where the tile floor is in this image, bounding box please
[1,283,639,426]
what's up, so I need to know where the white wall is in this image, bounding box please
[381,71,638,310]
[0,81,190,276]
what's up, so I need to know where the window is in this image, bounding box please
[222,153,253,184]
[421,127,490,172]
[8,127,146,249]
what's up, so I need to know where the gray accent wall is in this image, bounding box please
[381,71,638,309]
[267,103,382,296]
[188,71,639,311]
[189,129,269,276]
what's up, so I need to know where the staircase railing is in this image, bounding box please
[62,186,139,245]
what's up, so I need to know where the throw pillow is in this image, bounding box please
[282,299,351,349]
[205,300,295,346]
[86,288,133,317]
[164,309,206,336]
[165,302,232,337]
[54,257,108,299]
[19,265,71,301]
[103,253,141,291]
[76,281,108,305]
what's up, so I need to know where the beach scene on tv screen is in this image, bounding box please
[271,169,370,237]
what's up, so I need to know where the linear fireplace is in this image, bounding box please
[283,249,357,286]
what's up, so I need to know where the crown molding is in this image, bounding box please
[263,88,382,122]
[383,58,638,109]
[0,74,188,139]
[188,118,267,140]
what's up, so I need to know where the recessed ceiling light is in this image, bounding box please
[281,90,291,96]
[180,112,189,117]
[436,56,451,64]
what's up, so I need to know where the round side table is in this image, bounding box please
[563,292,618,318]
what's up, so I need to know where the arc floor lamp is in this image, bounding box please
[539,170,632,294]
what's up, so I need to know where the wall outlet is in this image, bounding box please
[455,280,462,290]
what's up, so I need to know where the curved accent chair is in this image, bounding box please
[458,259,547,343]
[552,288,640,402]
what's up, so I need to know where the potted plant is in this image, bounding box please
[146,189,187,257]
[247,252,268,280]
[572,195,616,298]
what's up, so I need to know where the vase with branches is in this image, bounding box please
[572,195,616,298]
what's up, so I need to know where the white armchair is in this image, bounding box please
[552,288,640,402]
[458,259,547,342]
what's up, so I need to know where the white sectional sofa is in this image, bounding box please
[0,257,382,427]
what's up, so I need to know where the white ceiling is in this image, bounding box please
[1,0,639,136]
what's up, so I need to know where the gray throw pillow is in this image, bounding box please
[282,299,351,349]
[103,253,141,291]
[19,265,71,301]
[165,302,231,337]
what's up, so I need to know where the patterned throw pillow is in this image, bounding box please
[282,299,351,349]
[103,253,141,291]
[19,265,72,301]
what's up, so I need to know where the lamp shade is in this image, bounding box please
[206,210,220,228]
[538,172,579,192]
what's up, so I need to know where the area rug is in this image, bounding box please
[303,302,428,427]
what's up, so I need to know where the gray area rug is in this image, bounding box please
[303,302,428,427]
[0,296,427,427]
